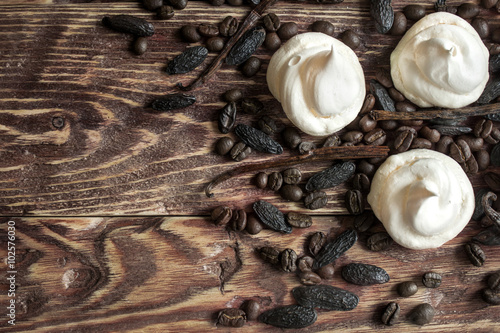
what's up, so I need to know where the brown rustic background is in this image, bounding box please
[0,0,499,331]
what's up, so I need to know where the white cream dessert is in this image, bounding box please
[367,149,474,250]
[391,12,489,109]
[267,32,365,136]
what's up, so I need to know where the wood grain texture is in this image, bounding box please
[1,216,499,332]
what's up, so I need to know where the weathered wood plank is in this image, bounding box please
[1,216,498,331]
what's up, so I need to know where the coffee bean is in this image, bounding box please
[241,56,261,77]
[488,271,500,291]
[397,281,418,297]
[242,300,260,321]
[298,141,316,154]
[223,88,242,103]
[482,0,498,9]
[389,11,407,35]
[217,308,246,327]
[345,190,364,215]
[492,28,500,44]
[419,126,441,143]
[217,102,237,134]
[304,191,328,210]
[198,23,219,38]
[457,3,480,19]
[472,17,490,38]
[458,135,484,152]
[436,135,454,154]
[286,211,311,227]
[462,155,479,174]
[282,127,302,149]
[395,100,417,112]
[309,232,326,257]
[379,120,398,131]
[299,271,322,285]
[353,173,370,192]
[245,214,263,234]
[231,209,247,231]
[357,160,376,177]
[157,5,175,20]
[341,29,362,50]
[449,139,472,163]
[143,0,163,11]
[170,0,188,9]
[486,42,500,55]
[482,288,500,305]
[485,127,500,144]
[388,87,405,102]
[422,272,442,288]
[375,68,393,88]
[230,142,252,161]
[277,22,298,40]
[263,13,280,32]
[323,134,341,147]
[215,137,235,155]
[133,37,148,55]
[297,256,315,272]
[264,32,281,51]
[267,171,283,191]
[341,262,390,285]
[410,137,432,150]
[211,206,233,225]
[399,119,423,126]
[206,37,225,52]
[255,172,268,189]
[342,130,364,144]
[258,115,277,135]
[281,184,303,202]
[381,302,400,326]
[409,303,435,325]
[317,264,335,279]
[360,94,376,114]
[259,246,280,265]
[403,4,426,20]
[465,242,486,266]
[280,248,298,272]
[359,114,377,133]
[227,0,243,5]
[312,20,335,36]
[364,128,386,145]
[220,16,239,37]
[240,97,264,114]
[282,168,302,184]
[353,211,376,232]
[474,119,493,139]
[366,232,393,251]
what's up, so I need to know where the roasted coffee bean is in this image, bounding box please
[198,23,219,37]
[309,232,326,257]
[292,285,359,311]
[472,17,489,38]
[282,168,302,184]
[359,114,377,133]
[281,184,303,201]
[264,32,281,51]
[487,42,500,55]
[286,212,311,228]
[227,26,266,66]
[395,100,417,113]
[431,125,472,136]
[357,160,376,177]
[299,271,322,285]
[478,76,500,103]
[482,288,500,305]
[367,232,393,252]
[255,172,268,189]
[304,191,328,210]
[241,56,261,77]
[253,200,291,233]
[219,16,239,37]
[458,135,483,152]
[280,248,297,272]
[166,46,208,74]
[457,3,480,19]
[259,305,317,329]
[246,214,263,234]
[493,28,500,43]
[317,263,335,279]
[240,97,264,114]
[180,25,201,42]
[215,137,235,155]
[375,68,393,88]
[312,20,335,36]
[297,256,315,272]
[242,300,260,321]
[419,126,440,143]
[436,135,453,154]
[133,37,148,55]
[323,134,341,147]
[485,127,500,145]
[157,5,175,20]
[341,263,390,285]
[488,271,500,291]
[465,242,486,266]
[370,80,396,112]
[422,272,442,288]
[218,102,237,134]
[342,131,364,144]
[227,0,243,5]
[341,29,362,50]
[345,190,364,215]
[102,15,155,37]
[388,87,405,102]
[151,93,196,111]
[217,308,246,327]
[409,303,435,325]
[235,124,283,155]
[485,172,500,191]
[399,119,423,127]
[277,22,298,40]
[397,281,418,297]
[282,127,302,149]
[169,0,187,9]
[211,206,233,225]
[389,11,407,35]
[263,13,280,32]
[473,225,500,245]
[449,139,472,163]
[404,4,426,20]
[474,119,493,139]
[298,141,317,155]
[353,173,371,192]
[223,89,242,103]
[371,0,394,34]
[410,137,432,150]
[462,155,479,174]
[381,302,400,326]
[482,0,498,9]
[259,246,280,265]
[313,229,358,269]
[364,128,386,145]
[206,37,225,52]
[360,94,376,115]
[143,0,163,11]
[231,209,247,231]
[257,115,277,135]
[379,120,398,131]
[268,171,283,191]
[230,142,252,161]
[209,0,225,6]
[305,161,356,192]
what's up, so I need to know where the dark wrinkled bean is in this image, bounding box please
[281,184,303,201]
[313,229,358,270]
[422,272,442,288]
[317,264,335,280]
[245,214,263,234]
[235,124,283,154]
[449,139,472,163]
[478,76,500,103]
[431,125,472,136]
[241,56,261,77]
[231,209,247,231]
[102,15,155,37]
[283,168,302,184]
[472,225,500,245]
[364,128,386,145]
[342,262,390,285]
[282,127,302,149]
[472,17,489,38]
[217,308,246,327]
[277,22,298,40]
[292,285,359,311]
[436,135,454,154]
[297,256,315,272]
[485,172,500,191]
[457,3,480,19]
[458,135,483,152]
[242,300,260,321]
[215,137,235,155]
[309,232,326,257]
[367,232,393,252]
[169,0,187,9]
[180,25,201,42]
[259,305,317,329]
[227,26,266,66]
[166,46,208,74]
[264,32,281,51]
[212,206,233,225]
[395,100,416,113]
[409,303,435,325]
[218,102,237,134]
[206,37,225,52]
[286,211,311,227]
[341,29,362,50]
[305,161,356,192]
[157,5,175,20]
[353,211,376,232]
[389,11,407,35]
[220,16,239,37]
[342,131,364,144]
[299,271,322,285]
[143,0,163,11]
[370,80,396,112]
[257,115,277,135]
[240,97,263,114]
[410,138,432,150]
[359,114,377,133]
[371,0,394,34]
[280,248,297,272]
[304,191,328,210]
[151,93,196,111]
[223,89,242,103]
[259,246,280,265]
[230,142,252,161]
[312,20,335,36]
[360,94,376,114]
[299,141,316,154]
[357,159,376,176]
[345,190,364,215]
[375,69,393,88]
[133,37,148,55]
[268,171,283,191]
[482,288,500,305]
[263,13,280,32]
[404,4,426,20]
[397,281,418,297]
[465,242,486,266]
[198,23,219,37]
[473,188,492,220]
[255,172,268,189]
[353,173,371,192]
[253,200,291,233]
[382,302,400,326]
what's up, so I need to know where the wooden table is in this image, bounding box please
[1,0,499,331]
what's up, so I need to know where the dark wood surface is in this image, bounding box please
[1,0,500,331]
